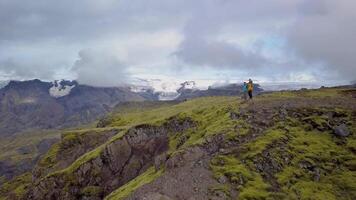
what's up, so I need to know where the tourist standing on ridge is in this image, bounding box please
[247,79,254,100]
[242,82,248,101]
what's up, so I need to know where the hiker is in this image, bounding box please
[242,82,248,100]
[247,79,254,100]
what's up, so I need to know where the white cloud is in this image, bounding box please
[71,49,130,87]
[0,0,355,85]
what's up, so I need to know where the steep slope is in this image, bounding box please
[0,79,148,184]
[1,88,355,200]
[0,131,60,185]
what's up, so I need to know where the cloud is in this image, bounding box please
[0,58,57,80]
[71,49,130,87]
[286,0,356,80]
[0,0,355,85]
[174,37,270,69]
[172,0,299,73]
[171,0,355,82]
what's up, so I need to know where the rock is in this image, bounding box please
[313,168,320,182]
[218,176,227,184]
[230,112,240,120]
[141,193,173,200]
[96,116,112,128]
[154,153,167,171]
[333,124,350,137]
[17,145,32,154]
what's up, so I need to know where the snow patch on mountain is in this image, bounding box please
[180,81,198,90]
[130,79,201,101]
[49,80,76,98]
[0,80,9,89]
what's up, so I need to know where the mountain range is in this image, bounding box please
[0,79,146,136]
[0,79,264,137]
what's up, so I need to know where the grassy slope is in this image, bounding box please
[44,96,239,177]
[106,88,356,200]
[0,131,60,162]
[2,88,355,199]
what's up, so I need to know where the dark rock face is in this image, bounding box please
[26,117,196,200]
[33,130,118,180]
[0,79,146,136]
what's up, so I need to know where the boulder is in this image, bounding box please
[333,124,350,137]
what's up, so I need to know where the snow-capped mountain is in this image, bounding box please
[129,79,184,101]
[178,81,198,91]
[49,80,78,98]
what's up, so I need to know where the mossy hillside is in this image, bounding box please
[51,90,352,180]
[81,186,104,197]
[260,88,344,99]
[45,142,106,178]
[208,103,355,200]
[47,97,240,177]
[275,125,356,200]
[104,167,164,200]
[0,172,31,199]
[33,97,240,199]
[12,89,355,199]
[168,102,239,152]
[38,127,119,171]
[242,128,287,159]
[108,96,239,128]
[112,101,178,114]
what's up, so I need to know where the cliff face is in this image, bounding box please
[1,88,356,200]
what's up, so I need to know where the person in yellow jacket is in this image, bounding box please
[247,79,254,100]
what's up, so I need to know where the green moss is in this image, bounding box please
[289,181,337,200]
[210,155,271,199]
[208,184,231,198]
[81,186,103,197]
[165,97,239,153]
[288,127,351,167]
[108,96,238,128]
[275,124,356,200]
[104,167,164,200]
[0,172,32,199]
[39,143,61,168]
[276,166,305,186]
[47,144,105,177]
[260,88,342,99]
[238,175,270,200]
[242,128,287,159]
[211,155,252,182]
[346,139,356,152]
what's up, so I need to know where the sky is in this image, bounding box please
[0,0,355,88]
